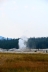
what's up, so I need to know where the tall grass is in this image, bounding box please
[0,53,48,72]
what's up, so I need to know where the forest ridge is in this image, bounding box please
[0,37,48,49]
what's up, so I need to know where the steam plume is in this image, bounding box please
[19,36,28,50]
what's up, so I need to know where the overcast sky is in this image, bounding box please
[0,0,48,38]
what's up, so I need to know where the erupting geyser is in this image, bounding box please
[18,36,28,51]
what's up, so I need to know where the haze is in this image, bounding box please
[0,0,48,38]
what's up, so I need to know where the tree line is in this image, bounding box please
[0,39,19,49]
[27,37,48,49]
[0,37,48,49]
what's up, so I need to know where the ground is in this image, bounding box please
[0,53,48,72]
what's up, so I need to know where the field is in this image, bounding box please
[0,53,48,72]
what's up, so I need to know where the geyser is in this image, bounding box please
[19,36,28,50]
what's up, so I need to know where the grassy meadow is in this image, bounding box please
[0,53,48,72]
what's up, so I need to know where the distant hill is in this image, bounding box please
[0,36,12,40]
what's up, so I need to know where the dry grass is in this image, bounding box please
[0,53,48,72]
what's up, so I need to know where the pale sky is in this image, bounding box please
[0,0,48,38]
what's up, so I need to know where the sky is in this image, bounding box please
[0,0,48,38]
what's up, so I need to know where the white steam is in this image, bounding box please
[19,36,28,50]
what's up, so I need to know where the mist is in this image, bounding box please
[18,36,28,50]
